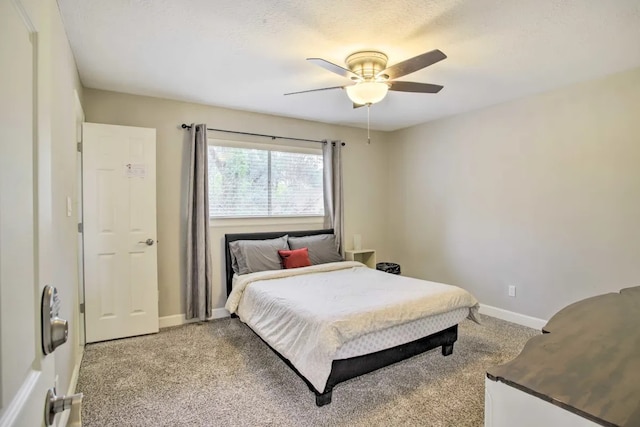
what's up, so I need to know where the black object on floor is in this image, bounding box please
[376,262,401,275]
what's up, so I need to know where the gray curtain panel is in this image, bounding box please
[322,140,344,256]
[186,123,212,320]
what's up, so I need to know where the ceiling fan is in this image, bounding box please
[285,49,447,107]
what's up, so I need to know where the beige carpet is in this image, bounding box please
[77,315,538,427]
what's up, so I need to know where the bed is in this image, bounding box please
[224,229,479,406]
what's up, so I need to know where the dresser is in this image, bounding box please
[485,287,640,427]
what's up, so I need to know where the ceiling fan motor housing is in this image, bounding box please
[346,51,388,80]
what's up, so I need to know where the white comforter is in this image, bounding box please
[225,261,480,392]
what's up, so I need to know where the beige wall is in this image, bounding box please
[388,67,640,320]
[82,90,391,316]
[81,58,640,324]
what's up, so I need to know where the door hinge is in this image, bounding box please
[79,303,85,314]
[77,222,83,233]
[77,142,82,152]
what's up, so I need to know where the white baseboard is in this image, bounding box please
[159,308,230,329]
[479,304,547,330]
[158,314,196,329]
[210,308,231,319]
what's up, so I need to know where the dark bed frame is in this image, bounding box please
[224,229,458,406]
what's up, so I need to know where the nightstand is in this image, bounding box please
[345,249,376,268]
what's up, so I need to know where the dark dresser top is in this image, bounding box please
[487,286,640,427]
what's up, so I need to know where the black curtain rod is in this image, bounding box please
[180,124,345,146]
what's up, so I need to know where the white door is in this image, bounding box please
[0,0,56,425]
[82,123,159,343]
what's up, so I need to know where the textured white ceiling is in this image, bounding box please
[57,0,640,131]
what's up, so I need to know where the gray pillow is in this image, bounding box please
[229,235,289,275]
[288,234,343,265]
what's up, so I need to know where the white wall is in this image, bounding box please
[388,67,640,320]
[82,89,392,316]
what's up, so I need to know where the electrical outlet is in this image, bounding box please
[508,285,516,297]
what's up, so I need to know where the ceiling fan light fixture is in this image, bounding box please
[345,81,389,105]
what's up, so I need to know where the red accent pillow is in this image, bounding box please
[278,247,312,269]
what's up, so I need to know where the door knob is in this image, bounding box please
[139,238,154,246]
[45,388,83,426]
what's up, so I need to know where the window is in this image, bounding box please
[208,141,324,218]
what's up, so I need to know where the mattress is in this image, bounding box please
[235,273,468,360]
[226,262,479,392]
[334,306,468,359]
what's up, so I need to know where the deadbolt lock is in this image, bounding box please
[41,285,69,355]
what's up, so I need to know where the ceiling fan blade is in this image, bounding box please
[307,58,361,80]
[389,81,443,93]
[284,86,344,96]
[353,103,365,109]
[377,49,447,80]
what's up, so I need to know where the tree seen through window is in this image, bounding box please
[208,145,323,217]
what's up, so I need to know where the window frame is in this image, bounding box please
[207,138,325,221]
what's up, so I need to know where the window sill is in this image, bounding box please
[209,216,324,228]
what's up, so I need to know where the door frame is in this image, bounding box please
[74,89,86,350]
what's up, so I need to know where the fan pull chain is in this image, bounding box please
[367,103,371,144]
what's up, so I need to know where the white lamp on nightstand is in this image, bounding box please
[353,234,362,250]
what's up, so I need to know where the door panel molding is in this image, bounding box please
[10,0,38,33]
[0,371,39,427]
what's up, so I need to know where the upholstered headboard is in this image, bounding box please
[224,229,334,297]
